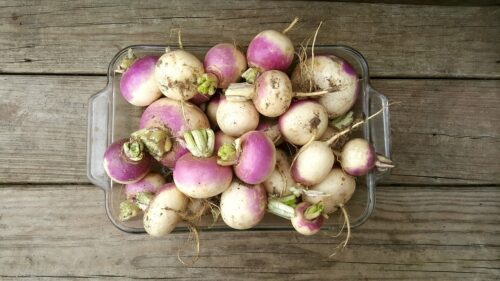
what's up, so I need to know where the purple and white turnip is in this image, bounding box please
[220,180,267,230]
[103,138,152,184]
[216,96,259,137]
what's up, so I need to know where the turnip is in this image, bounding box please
[225,70,293,117]
[216,95,259,137]
[242,18,298,83]
[206,93,221,128]
[197,43,247,95]
[118,51,162,107]
[143,183,188,237]
[140,98,209,168]
[140,98,209,137]
[220,180,267,230]
[291,140,335,186]
[103,138,152,184]
[155,47,205,101]
[278,99,329,145]
[174,129,233,198]
[124,172,165,207]
[340,138,394,176]
[214,130,235,152]
[263,149,294,196]
[218,131,276,185]
[267,200,325,235]
[256,117,283,145]
[303,168,356,214]
[291,55,359,118]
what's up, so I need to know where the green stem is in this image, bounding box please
[197,73,219,96]
[130,128,172,161]
[224,83,255,101]
[115,48,137,73]
[279,194,298,207]
[216,138,241,165]
[304,202,324,220]
[183,129,215,158]
[119,200,142,221]
[331,111,354,130]
[267,199,295,220]
[135,191,155,211]
[123,139,145,161]
[241,67,260,84]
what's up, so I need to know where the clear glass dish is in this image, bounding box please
[87,45,391,233]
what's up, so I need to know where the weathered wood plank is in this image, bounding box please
[0,0,498,77]
[0,76,498,185]
[0,185,498,280]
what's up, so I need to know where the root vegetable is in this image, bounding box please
[119,54,162,106]
[143,183,188,237]
[216,96,259,137]
[220,180,267,230]
[340,138,394,176]
[278,99,328,145]
[263,149,294,196]
[103,138,152,184]
[291,141,335,186]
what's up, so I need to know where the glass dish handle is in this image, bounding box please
[86,84,112,191]
[367,84,392,179]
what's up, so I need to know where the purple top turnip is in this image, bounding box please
[140,98,209,137]
[291,140,335,186]
[197,43,247,95]
[124,172,165,199]
[155,48,205,101]
[220,180,267,230]
[340,138,393,176]
[103,138,152,184]
[219,131,276,185]
[120,55,162,107]
[173,129,234,199]
[225,70,293,117]
[243,29,295,83]
[267,199,325,235]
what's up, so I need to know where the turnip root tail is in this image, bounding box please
[282,17,300,34]
[177,223,200,266]
[376,154,395,171]
[326,105,387,146]
[115,48,137,74]
[329,204,351,258]
[310,21,323,92]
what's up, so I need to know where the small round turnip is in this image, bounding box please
[231,131,276,185]
[291,141,335,186]
[340,138,394,176]
[220,180,267,230]
[303,168,356,214]
[155,48,205,101]
[216,96,259,137]
[103,138,152,184]
[143,183,188,237]
[120,55,162,106]
[253,70,293,117]
[291,202,325,236]
[278,99,329,145]
[125,172,165,199]
[197,43,247,95]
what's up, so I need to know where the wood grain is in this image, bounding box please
[0,184,498,280]
[1,75,498,185]
[0,1,498,77]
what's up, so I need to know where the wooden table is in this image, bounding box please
[1,1,499,280]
